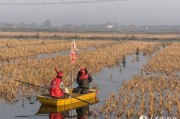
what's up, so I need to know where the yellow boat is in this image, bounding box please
[37,88,99,107]
[36,100,99,114]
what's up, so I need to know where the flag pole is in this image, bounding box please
[71,62,73,91]
[70,39,77,116]
[71,60,73,117]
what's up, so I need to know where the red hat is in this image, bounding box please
[55,68,63,77]
[80,67,87,71]
[80,67,87,75]
[80,68,85,72]
[57,71,63,77]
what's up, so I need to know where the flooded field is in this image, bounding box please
[0,33,180,119]
[0,52,151,119]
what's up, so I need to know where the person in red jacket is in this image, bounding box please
[49,68,66,98]
[76,67,93,94]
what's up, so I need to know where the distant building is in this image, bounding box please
[107,24,113,29]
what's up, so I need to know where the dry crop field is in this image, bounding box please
[94,76,180,119]
[0,38,116,60]
[93,42,180,118]
[0,36,160,103]
[0,32,179,119]
[142,42,180,76]
[0,31,180,39]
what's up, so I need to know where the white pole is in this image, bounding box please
[71,62,74,116]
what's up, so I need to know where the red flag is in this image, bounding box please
[70,39,78,64]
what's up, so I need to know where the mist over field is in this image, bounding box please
[0,0,180,25]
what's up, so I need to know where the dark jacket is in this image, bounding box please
[76,70,92,88]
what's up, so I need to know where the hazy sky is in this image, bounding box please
[0,0,180,25]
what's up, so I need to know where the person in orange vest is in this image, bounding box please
[49,68,69,98]
[76,67,93,94]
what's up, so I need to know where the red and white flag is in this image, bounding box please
[70,39,78,64]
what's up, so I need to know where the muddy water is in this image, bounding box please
[0,52,150,119]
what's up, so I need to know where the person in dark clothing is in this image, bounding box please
[76,67,93,94]
[136,47,140,55]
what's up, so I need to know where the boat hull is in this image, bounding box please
[36,98,99,114]
[37,89,98,107]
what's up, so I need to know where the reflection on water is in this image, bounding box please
[136,47,140,62]
[76,105,91,119]
[36,100,97,119]
[36,105,92,119]
[136,47,140,55]
[30,96,35,104]
[136,53,139,62]
[121,55,126,68]
[49,112,67,119]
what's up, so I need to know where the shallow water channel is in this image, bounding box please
[0,52,151,119]
[0,47,96,66]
